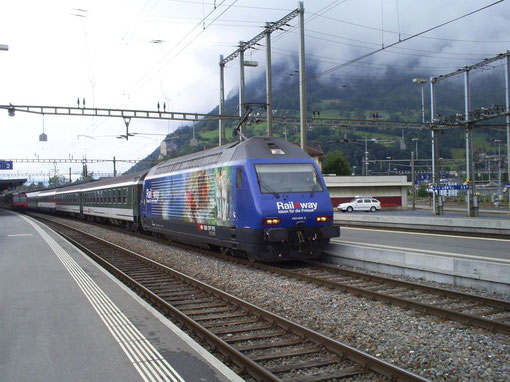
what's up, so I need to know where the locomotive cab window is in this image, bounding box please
[236,168,242,189]
[254,163,324,194]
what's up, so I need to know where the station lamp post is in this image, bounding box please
[412,137,419,159]
[412,78,427,123]
[386,156,392,175]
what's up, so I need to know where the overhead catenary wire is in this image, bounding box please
[127,0,238,97]
[250,0,505,106]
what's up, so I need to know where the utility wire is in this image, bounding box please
[312,0,504,80]
[253,0,504,104]
[127,0,237,97]
[308,5,510,44]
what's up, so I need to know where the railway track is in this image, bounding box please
[34,215,426,382]
[30,212,510,336]
[254,261,510,335]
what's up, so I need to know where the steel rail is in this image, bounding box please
[36,215,428,382]
[29,212,510,334]
[31,212,510,334]
[260,261,510,335]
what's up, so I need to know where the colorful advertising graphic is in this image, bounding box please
[145,166,234,226]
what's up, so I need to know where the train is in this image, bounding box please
[24,137,340,262]
[0,192,28,211]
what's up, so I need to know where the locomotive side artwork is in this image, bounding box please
[23,137,340,262]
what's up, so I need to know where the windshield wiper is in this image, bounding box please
[258,178,280,198]
[310,181,318,197]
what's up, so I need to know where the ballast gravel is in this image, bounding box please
[54,218,510,381]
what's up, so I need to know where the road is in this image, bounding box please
[332,225,510,264]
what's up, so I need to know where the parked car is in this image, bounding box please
[337,197,381,212]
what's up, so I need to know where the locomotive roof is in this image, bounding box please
[148,137,310,177]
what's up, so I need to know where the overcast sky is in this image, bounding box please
[1,0,509,183]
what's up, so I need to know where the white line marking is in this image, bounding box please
[8,234,33,237]
[340,226,510,242]
[338,240,510,264]
[21,215,185,382]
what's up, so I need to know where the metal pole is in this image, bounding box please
[298,1,307,150]
[239,42,246,136]
[433,131,441,215]
[412,151,416,210]
[421,83,425,123]
[464,70,474,216]
[469,126,478,216]
[430,78,436,215]
[69,167,72,183]
[498,141,502,198]
[265,23,273,137]
[505,53,510,213]
[219,55,225,146]
[364,138,368,176]
[113,156,117,177]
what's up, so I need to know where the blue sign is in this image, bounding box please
[418,173,431,181]
[433,184,469,191]
[0,161,13,170]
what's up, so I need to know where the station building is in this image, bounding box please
[324,175,411,208]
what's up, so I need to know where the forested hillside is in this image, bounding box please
[128,65,507,174]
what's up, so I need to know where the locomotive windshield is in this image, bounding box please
[254,163,324,194]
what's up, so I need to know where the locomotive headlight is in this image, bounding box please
[262,217,281,226]
[316,216,331,223]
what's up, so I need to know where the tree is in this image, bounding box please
[48,175,67,188]
[322,150,351,176]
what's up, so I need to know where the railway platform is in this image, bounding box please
[330,210,510,294]
[0,208,242,382]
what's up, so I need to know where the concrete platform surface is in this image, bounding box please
[0,209,243,382]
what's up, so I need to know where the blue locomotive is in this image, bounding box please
[25,137,339,262]
[141,137,339,261]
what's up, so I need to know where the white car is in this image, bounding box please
[337,197,381,212]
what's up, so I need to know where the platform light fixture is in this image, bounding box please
[412,78,427,123]
[243,60,258,67]
[0,44,8,51]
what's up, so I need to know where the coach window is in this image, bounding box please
[122,188,128,204]
[236,168,242,189]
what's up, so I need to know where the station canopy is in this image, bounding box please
[0,178,27,192]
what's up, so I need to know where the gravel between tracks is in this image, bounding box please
[53,218,510,381]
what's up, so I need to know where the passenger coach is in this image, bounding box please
[80,170,148,230]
